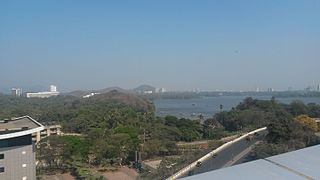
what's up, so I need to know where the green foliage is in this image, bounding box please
[214,97,320,132]
[4,93,320,175]
[288,100,309,116]
[306,103,320,117]
[254,143,289,159]
[164,116,203,141]
[211,97,320,159]
[61,136,91,160]
[0,94,155,166]
[203,127,228,139]
[114,126,139,140]
[37,135,91,173]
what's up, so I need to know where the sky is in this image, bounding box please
[0,0,319,92]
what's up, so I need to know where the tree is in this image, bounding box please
[109,133,133,165]
[307,103,320,117]
[289,100,308,116]
[295,115,318,132]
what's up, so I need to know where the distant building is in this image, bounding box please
[143,90,153,94]
[50,85,57,92]
[304,84,320,92]
[134,85,156,94]
[155,88,166,93]
[267,88,274,92]
[0,116,44,180]
[83,92,100,98]
[26,91,59,98]
[11,88,22,97]
[305,86,312,92]
[26,85,59,98]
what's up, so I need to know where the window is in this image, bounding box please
[0,167,4,173]
[0,135,31,148]
[0,154,3,159]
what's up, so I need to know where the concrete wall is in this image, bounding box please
[32,125,62,143]
[0,144,36,180]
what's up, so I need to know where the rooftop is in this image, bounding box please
[183,144,320,180]
[0,116,44,139]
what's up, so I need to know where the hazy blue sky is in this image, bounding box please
[0,0,319,92]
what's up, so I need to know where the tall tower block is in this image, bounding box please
[50,85,57,92]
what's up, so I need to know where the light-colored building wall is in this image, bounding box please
[0,116,44,180]
[50,85,57,92]
[26,91,59,98]
[0,144,36,180]
[32,125,62,142]
[26,85,59,98]
[11,88,22,97]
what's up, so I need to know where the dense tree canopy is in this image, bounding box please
[2,93,320,176]
[211,97,320,159]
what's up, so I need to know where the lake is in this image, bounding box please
[153,96,320,119]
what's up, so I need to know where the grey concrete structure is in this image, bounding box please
[183,144,320,180]
[0,116,44,180]
[32,124,62,143]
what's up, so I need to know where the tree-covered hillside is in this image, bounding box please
[0,91,211,171]
[1,93,320,179]
[211,97,320,159]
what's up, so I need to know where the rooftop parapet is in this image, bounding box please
[0,116,44,140]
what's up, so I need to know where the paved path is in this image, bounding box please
[223,141,261,168]
[183,130,267,177]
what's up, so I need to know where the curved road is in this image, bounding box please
[182,130,267,178]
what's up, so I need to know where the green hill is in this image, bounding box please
[89,90,154,112]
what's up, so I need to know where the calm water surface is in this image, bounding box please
[153,96,320,119]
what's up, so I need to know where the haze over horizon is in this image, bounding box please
[1,1,319,92]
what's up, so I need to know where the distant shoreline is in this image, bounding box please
[153,95,320,119]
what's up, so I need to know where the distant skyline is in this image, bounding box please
[1,1,319,92]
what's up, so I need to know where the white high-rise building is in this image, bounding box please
[155,88,166,93]
[11,88,22,97]
[267,88,274,92]
[50,85,57,92]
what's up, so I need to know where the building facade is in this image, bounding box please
[11,88,22,97]
[26,85,59,98]
[26,91,59,98]
[50,85,57,92]
[0,116,44,180]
